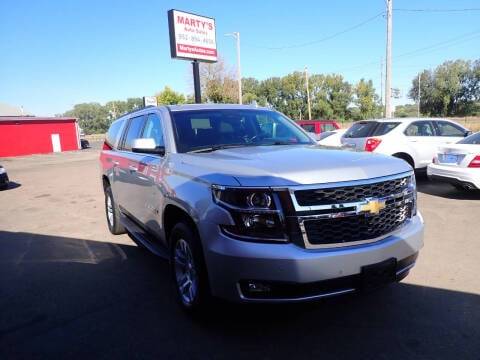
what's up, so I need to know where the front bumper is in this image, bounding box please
[201,213,424,302]
[427,163,480,189]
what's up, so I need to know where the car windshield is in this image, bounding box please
[458,132,480,144]
[170,109,314,153]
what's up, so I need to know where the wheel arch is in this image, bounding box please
[163,204,199,248]
[392,152,416,169]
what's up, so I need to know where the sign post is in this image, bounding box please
[168,9,217,104]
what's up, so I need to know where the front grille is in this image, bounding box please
[302,197,412,246]
[295,176,409,206]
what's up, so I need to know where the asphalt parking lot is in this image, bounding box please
[1,146,479,359]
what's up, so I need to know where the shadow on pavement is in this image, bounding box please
[0,231,478,359]
[417,178,480,200]
[0,182,21,191]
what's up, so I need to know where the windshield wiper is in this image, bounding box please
[187,143,254,153]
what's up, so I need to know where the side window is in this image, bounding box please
[405,121,435,137]
[106,119,125,148]
[301,124,315,132]
[142,113,164,147]
[435,121,465,137]
[122,115,145,151]
[321,123,336,132]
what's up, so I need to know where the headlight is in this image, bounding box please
[407,173,417,216]
[212,185,287,242]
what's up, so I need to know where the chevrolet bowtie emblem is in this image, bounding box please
[359,199,386,215]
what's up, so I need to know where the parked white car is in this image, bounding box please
[427,132,480,190]
[318,129,347,147]
[341,118,471,169]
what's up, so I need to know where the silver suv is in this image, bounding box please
[100,104,424,311]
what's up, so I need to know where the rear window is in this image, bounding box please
[372,122,400,136]
[458,132,480,144]
[106,119,125,148]
[344,122,377,138]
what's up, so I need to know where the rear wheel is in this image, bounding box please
[104,185,126,235]
[170,222,210,312]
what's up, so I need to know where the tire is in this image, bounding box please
[170,222,210,312]
[104,185,126,235]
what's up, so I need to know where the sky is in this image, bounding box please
[1,0,479,116]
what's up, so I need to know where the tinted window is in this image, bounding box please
[171,109,313,153]
[321,123,337,132]
[344,122,377,138]
[435,121,465,137]
[300,124,315,132]
[458,132,480,144]
[373,122,400,136]
[142,113,164,147]
[106,119,125,147]
[405,121,435,136]
[123,115,145,151]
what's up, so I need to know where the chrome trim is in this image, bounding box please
[299,219,412,249]
[396,262,416,276]
[236,283,356,303]
[288,171,413,212]
[221,227,289,243]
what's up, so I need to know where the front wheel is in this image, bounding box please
[104,185,126,235]
[170,222,210,312]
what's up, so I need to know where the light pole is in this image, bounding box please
[385,0,393,118]
[225,32,242,104]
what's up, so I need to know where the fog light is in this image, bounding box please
[241,214,276,228]
[247,281,271,293]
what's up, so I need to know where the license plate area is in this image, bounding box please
[361,258,396,291]
[438,154,459,164]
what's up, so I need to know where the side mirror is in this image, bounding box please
[465,130,473,137]
[132,138,165,156]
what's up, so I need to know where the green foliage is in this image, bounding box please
[354,79,380,119]
[156,86,185,105]
[395,104,418,118]
[409,59,480,117]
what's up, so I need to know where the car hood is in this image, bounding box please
[175,145,411,187]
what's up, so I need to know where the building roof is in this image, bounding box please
[0,102,31,116]
[0,116,77,123]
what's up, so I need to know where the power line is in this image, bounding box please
[244,11,385,50]
[394,8,480,13]
[332,30,480,73]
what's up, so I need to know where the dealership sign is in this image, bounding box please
[168,9,217,62]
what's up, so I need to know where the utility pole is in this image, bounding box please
[225,32,242,104]
[305,66,312,120]
[385,0,393,118]
[417,73,421,117]
[380,58,384,117]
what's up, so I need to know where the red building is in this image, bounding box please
[0,117,80,157]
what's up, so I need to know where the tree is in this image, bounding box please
[64,103,109,135]
[199,58,238,103]
[354,79,380,119]
[156,86,185,105]
[409,59,480,116]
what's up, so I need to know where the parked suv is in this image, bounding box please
[100,105,423,311]
[341,118,471,169]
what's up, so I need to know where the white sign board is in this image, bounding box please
[168,9,217,62]
[143,96,158,107]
